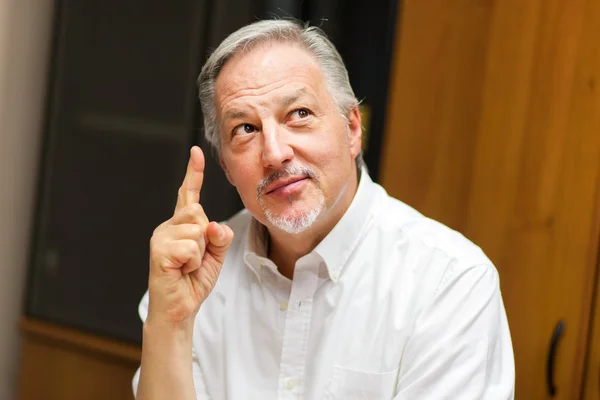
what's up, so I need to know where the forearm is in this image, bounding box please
[136,319,197,400]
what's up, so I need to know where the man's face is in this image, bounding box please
[215,42,362,234]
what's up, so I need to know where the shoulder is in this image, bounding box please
[368,185,498,298]
[365,186,503,324]
[373,186,492,267]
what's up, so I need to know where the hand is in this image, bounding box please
[147,146,234,327]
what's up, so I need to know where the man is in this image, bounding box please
[133,19,514,399]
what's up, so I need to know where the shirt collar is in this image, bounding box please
[243,167,378,281]
[313,167,377,281]
[243,217,271,277]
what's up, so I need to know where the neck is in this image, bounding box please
[267,169,360,280]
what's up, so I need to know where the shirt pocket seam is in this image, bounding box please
[324,365,399,400]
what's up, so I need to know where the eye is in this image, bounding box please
[289,108,312,121]
[232,123,257,136]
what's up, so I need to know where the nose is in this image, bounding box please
[261,122,294,168]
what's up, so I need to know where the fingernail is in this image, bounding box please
[219,225,225,240]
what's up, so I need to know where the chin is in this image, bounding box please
[264,196,325,235]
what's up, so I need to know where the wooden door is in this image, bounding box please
[380,0,600,398]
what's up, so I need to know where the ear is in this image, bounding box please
[219,152,236,186]
[347,106,363,158]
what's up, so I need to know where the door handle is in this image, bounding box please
[546,320,565,397]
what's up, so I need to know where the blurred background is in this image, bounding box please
[1,0,599,399]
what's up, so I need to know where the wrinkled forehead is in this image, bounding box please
[214,42,328,107]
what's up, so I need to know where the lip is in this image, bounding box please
[265,177,308,196]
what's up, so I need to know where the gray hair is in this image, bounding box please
[197,19,364,170]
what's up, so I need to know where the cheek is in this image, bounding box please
[312,131,350,166]
[225,157,262,201]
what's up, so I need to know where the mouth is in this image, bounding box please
[265,176,309,197]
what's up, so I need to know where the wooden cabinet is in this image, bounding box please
[18,318,141,400]
[381,0,600,398]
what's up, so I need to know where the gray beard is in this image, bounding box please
[263,190,325,234]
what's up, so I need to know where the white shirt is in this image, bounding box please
[133,171,515,399]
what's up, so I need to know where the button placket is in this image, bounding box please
[285,377,296,390]
[279,300,289,311]
[277,260,320,399]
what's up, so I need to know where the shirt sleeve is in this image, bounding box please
[131,291,211,399]
[394,262,515,399]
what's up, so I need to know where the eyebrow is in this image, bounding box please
[223,109,248,121]
[280,89,309,109]
[222,89,313,122]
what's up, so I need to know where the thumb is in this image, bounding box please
[205,222,234,264]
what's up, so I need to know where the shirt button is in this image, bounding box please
[279,300,288,311]
[285,378,296,390]
[331,271,340,281]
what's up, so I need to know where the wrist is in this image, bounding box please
[138,313,196,400]
[144,314,195,340]
[141,316,194,372]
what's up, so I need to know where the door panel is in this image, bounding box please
[381,0,600,398]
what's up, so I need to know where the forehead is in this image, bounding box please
[214,42,327,106]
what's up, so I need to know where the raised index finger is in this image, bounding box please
[176,146,205,210]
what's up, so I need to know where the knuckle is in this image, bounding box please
[189,224,203,237]
[152,220,168,236]
[172,207,185,220]
[149,239,163,261]
[149,234,160,249]
[188,202,204,214]
[185,239,200,253]
[180,204,206,224]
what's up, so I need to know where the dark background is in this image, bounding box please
[24,0,399,344]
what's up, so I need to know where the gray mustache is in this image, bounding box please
[256,164,316,198]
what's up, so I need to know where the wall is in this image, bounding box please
[0,0,54,397]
